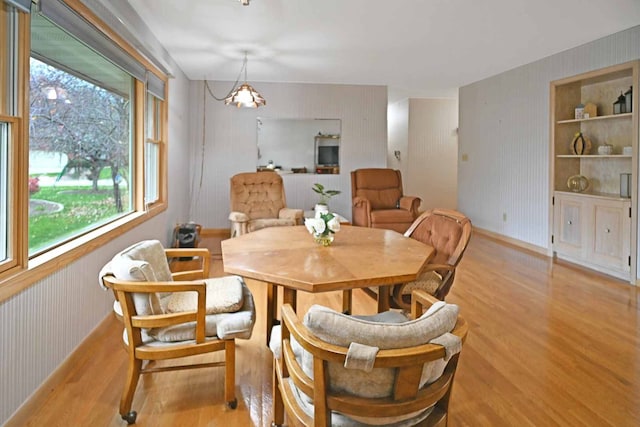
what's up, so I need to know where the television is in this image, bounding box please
[317,146,339,166]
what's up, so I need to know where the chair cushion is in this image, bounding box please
[165,276,245,314]
[109,240,173,316]
[149,278,256,342]
[247,218,296,232]
[370,209,415,224]
[399,271,443,297]
[302,303,458,399]
[283,376,434,427]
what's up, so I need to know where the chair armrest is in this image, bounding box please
[399,196,421,213]
[279,208,304,224]
[164,247,210,259]
[351,196,371,227]
[229,211,250,222]
[410,289,439,319]
[105,279,208,342]
[165,247,211,279]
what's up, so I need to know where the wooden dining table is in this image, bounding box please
[221,225,434,342]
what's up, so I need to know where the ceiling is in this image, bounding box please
[128,0,640,103]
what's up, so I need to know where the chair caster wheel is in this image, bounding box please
[271,423,283,427]
[226,398,238,409]
[122,411,137,424]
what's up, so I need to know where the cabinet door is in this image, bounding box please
[554,195,584,257]
[590,202,630,271]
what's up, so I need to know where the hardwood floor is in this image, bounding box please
[7,233,640,426]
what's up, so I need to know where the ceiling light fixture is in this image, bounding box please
[205,52,266,108]
[239,0,250,6]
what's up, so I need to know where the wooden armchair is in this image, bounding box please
[270,290,468,427]
[392,209,472,309]
[99,240,256,424]
[351,168,421,234]
[229,172,304,237]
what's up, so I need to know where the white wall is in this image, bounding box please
[188,82,388,226]
[388,98,458,211]
[459,25,640,251]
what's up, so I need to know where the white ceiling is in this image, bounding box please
[128,0,640,102]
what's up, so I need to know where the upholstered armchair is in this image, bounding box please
[99,240,256,424]
[229,172,304,237]
[351,168,421,234]
[392,209,472,309]
[270,290,468,426]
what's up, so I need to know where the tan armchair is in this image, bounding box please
[392,209,472,309]
[270,290,468,426]
[229,172,304,237]
[351,168,421,234]
[99,240,256,424]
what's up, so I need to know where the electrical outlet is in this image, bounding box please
[503,212,507,222]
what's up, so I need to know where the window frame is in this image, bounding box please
[0,0,168,301]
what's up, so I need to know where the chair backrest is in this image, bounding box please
[405,209,472,267]
[107,239,173,316]
[351,168,404,210]
[230,172,287,220]
[276,296,468,426]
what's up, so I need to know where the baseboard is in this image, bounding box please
[472,227,548,257]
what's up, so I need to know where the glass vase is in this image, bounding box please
[313,233,334,246]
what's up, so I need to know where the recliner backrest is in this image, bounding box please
[230,172,287,219]
[351,168,403,209]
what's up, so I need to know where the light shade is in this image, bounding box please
[224,83,266,108]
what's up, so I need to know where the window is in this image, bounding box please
[28,55,133,254]
[0,121,9,262]
[145,93,161,206]
[0,0,167,296]
[0,2,20,271]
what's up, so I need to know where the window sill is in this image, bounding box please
[0,204,166,302]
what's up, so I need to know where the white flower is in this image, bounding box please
[327,216,341,233]
[304,218,326,234]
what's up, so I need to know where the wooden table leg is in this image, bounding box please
[282,287,297,312]
[266,282,277,346]
[377,285,390,313]
[342,290,352,314]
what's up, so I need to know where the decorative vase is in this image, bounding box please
[313,233,334,246]
[314,204,329,215]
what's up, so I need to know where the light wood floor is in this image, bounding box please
[7,233,640,426]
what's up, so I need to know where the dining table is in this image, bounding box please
[221,225,434,343]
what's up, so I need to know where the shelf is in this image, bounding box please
[557,113,632,124]
[556,154,631,158]
[554,190,631,202]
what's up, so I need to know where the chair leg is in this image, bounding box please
[225,340,237,409]
[272,359,284,427]
[120,356,142,424]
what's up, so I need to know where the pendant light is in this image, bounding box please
[223,53,266,108]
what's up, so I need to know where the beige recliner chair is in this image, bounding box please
[229,172,304,237]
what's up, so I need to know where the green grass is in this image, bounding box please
[29,184,130,254]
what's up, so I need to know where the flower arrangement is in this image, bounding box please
[304,211,341,246]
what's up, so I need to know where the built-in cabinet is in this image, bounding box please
[551,61,639,282]
[554,192,631,278]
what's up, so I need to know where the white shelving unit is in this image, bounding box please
[550,61,639,282]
